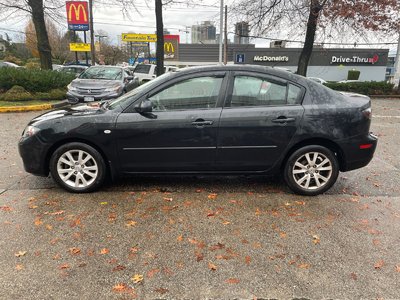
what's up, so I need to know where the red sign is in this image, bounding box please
[164,35,180,43]
[66,1,89,31]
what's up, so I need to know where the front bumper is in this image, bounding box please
[67,90,122,104]
[340,132,378,172]
[18,135,50,177]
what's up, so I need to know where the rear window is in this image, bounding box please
[134,65,151,74]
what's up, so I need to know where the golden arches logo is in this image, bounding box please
[164,42,174,53]
[68,3,88,22]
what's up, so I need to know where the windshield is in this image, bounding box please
[79,67,123,80]
[107,72,175,110]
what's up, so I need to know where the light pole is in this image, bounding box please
[218,0,223,65]
[89,0,95,65]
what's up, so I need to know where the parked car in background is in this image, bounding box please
[58,65,88,76]
[20,65,377,195]
[66,66,139,104]
[0,61,21,68]
[338,80,363,83]
[133,64,178,83]
[307,77,327,84]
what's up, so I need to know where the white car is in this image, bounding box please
[308,77,327,84]
[0,61,21,68]
[133,64,178,83]
[338,80,362,83]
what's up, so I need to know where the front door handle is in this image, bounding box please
[191,119,214,126]
[272,117,296,124]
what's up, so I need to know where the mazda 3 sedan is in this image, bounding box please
[19,65,377,195]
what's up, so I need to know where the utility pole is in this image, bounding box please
[89,0,95,65]
[218,0,223,65]
[223,5,227,65]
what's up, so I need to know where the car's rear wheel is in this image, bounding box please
[50,142,106,193]
[284,145,339,196]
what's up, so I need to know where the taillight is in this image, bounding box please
[362,107,372,119]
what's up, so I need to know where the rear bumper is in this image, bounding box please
[340,133,378,172]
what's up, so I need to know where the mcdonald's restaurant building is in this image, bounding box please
[168,44,389,82]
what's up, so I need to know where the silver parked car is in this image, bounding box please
[66,66,139,104]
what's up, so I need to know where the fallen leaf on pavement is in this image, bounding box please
[15,264,24,270]
[112,265,126,272]
[112,283,128,292]
[34,217,43,226]
[298,263,310,269]
[350,273,357,280]
[69,247,81,255]
[0,206,12,211]
[131,274,144,283]
[374,260,384,269]
[208,193,218,200]
[59,263,70,269]
[100,202,108,205]
[100,248,110,255]
[396,265,400,273]
[177,235,183,242]
[209,243,225,251]
[245,256,251,265]
[126,220,137,227]
[154,287,169,294]
[147,268,160,278]
[312,235,320,245]
[208,262,217,271]
[225,278,240,284]
[15,251,27,257]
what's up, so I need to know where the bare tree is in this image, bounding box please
[0,0,65,69]
[231,0,400,76]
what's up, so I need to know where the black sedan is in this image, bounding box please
[66,66,139,104]
[19,65,377,195]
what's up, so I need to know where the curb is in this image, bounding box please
[0,100,70,113]
[371,95,400,99]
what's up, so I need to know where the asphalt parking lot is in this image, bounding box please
[0,99,399,299]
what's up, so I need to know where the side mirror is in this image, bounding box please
[126,75,134,82]
[135,99,152,113]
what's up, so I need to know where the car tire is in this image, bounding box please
[50,142,106,193]
[284,145,339,196]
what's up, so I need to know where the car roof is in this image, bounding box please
[172,64,306,84]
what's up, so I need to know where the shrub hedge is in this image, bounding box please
[325,81,395,96]
[0,85,66,101]
[0,67,75,93]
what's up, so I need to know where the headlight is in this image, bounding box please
[22,125,40,138]
[104,84,122,92]
[67,83,77,92]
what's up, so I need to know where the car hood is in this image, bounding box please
[29,104,106,126]
[71,79,122,88]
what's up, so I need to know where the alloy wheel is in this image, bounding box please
[56,150,98,188]
[292,152,333,190]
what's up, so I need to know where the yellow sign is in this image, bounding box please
[122,33,157,43]
[164,42,174,53]
[69,43,91,52]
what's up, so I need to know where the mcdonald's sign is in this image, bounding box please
[164,35,179,61]
[66,1,89,31]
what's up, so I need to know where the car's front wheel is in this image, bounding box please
[50,142,106,193]
[284,145,339,196]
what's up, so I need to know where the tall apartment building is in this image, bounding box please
[234,22,250,44]
[191,21,216,44]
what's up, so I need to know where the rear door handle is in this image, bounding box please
[191,120,214,126]
[272,117,295,124]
